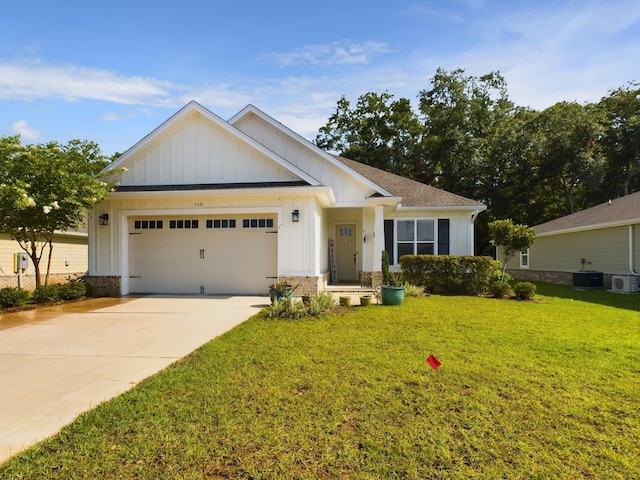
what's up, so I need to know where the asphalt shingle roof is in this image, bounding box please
[334,156,485,208]
[535,190,640,235]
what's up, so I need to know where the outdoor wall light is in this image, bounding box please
[98,213,109,226]
[292,209,300,222]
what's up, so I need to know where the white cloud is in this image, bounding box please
[401,1,640,110]
[100,108,155,122]
[11,119,41,140]
[0,60,177,105]
[263,40,394,67]
[179,85,254,113]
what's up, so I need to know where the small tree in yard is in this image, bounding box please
[0,136,113,287]
[489,219,536,280]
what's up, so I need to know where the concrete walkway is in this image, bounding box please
[0,295,266,463]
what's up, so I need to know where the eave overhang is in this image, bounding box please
[106,184,336,205]
[536,218,640,237]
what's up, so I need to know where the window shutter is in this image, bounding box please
[384,219,394,264]
[437,219,450,255]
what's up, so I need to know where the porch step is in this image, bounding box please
[323,285,376,295]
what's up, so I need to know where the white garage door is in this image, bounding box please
[128,215,277,295]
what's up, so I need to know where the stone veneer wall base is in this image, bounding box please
[0,272,86,291]
[507,269,615,289]
[84,276,122,297]
[277,275,326,296]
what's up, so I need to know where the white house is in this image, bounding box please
[86,101,485,296]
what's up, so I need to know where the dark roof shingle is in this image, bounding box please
[334,156,485,208]
[535,191,640,234]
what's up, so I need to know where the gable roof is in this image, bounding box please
[104,101,320,187]
[334,156,486,209]
[535,191,640,235]
[229,105,393,198]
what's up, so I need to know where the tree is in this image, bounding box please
[0,136,113,287]
[597,83,640,198]
[488,219,536,280]
[534,102,604,217]
[315,92,428,179]
[418,68,514,198]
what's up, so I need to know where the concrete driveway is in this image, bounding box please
[0,295,266,463]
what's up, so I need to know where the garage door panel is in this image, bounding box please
[129,215,276,295]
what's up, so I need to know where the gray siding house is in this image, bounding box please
[507,191,640,290]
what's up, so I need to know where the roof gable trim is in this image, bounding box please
[537,218,640,237]
[229,105,393,197]
[103,101,320,186]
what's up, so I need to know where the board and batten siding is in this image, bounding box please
[117,111,300,187]
[90,192,322,285]
[233,114,377,205]
[385,210,474,258]
[512,226,634,274]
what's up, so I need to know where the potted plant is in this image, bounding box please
[269,282,298,303]
[381,261,405,305]
[359,295,372,306]
[339,296,351,307]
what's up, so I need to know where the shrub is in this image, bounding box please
[264,298,307,319]
[32,285,60,303]
[514,282,537,300]
[489,268,511,285]
[57,280,87,300]
[400,255,502,295]
[308,291,337,314]
[490,280,513,299]
[382,250,391,286]
[0,287,31,308]
[403,283,425,297]
[265,292,338,319]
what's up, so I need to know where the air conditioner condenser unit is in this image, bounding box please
[611,275,639,293]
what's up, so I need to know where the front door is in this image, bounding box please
[335,223,358,282]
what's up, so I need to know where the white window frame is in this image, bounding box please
[395,218,437,264]
[520,248,530,269]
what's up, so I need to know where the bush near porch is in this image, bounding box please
[1,287,638,479]
[400,255,500,295]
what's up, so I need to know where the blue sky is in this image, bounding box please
[1,0,638,155]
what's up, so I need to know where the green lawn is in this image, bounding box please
[2,287,639,479]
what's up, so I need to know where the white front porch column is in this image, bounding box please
[373,205,384,270]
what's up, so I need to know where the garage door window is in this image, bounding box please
[134,220,163,229]
[169,219,199,229]
[243,218,274,228]
[206,219,237,228]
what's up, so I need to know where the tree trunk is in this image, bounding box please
[623,159,639,196]
[30,242,42,288]
[45,240,54,286]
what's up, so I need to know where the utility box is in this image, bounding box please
[13,252,29,273]
[572,270,603,289]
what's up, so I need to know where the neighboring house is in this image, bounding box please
[0,231,88,290]
[86,101,485,297]
[506,191,640,289]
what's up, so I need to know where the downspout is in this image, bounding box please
[630,225,638,275]
[470,209,480,256]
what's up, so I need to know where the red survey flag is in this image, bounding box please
[426,354,442,370]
